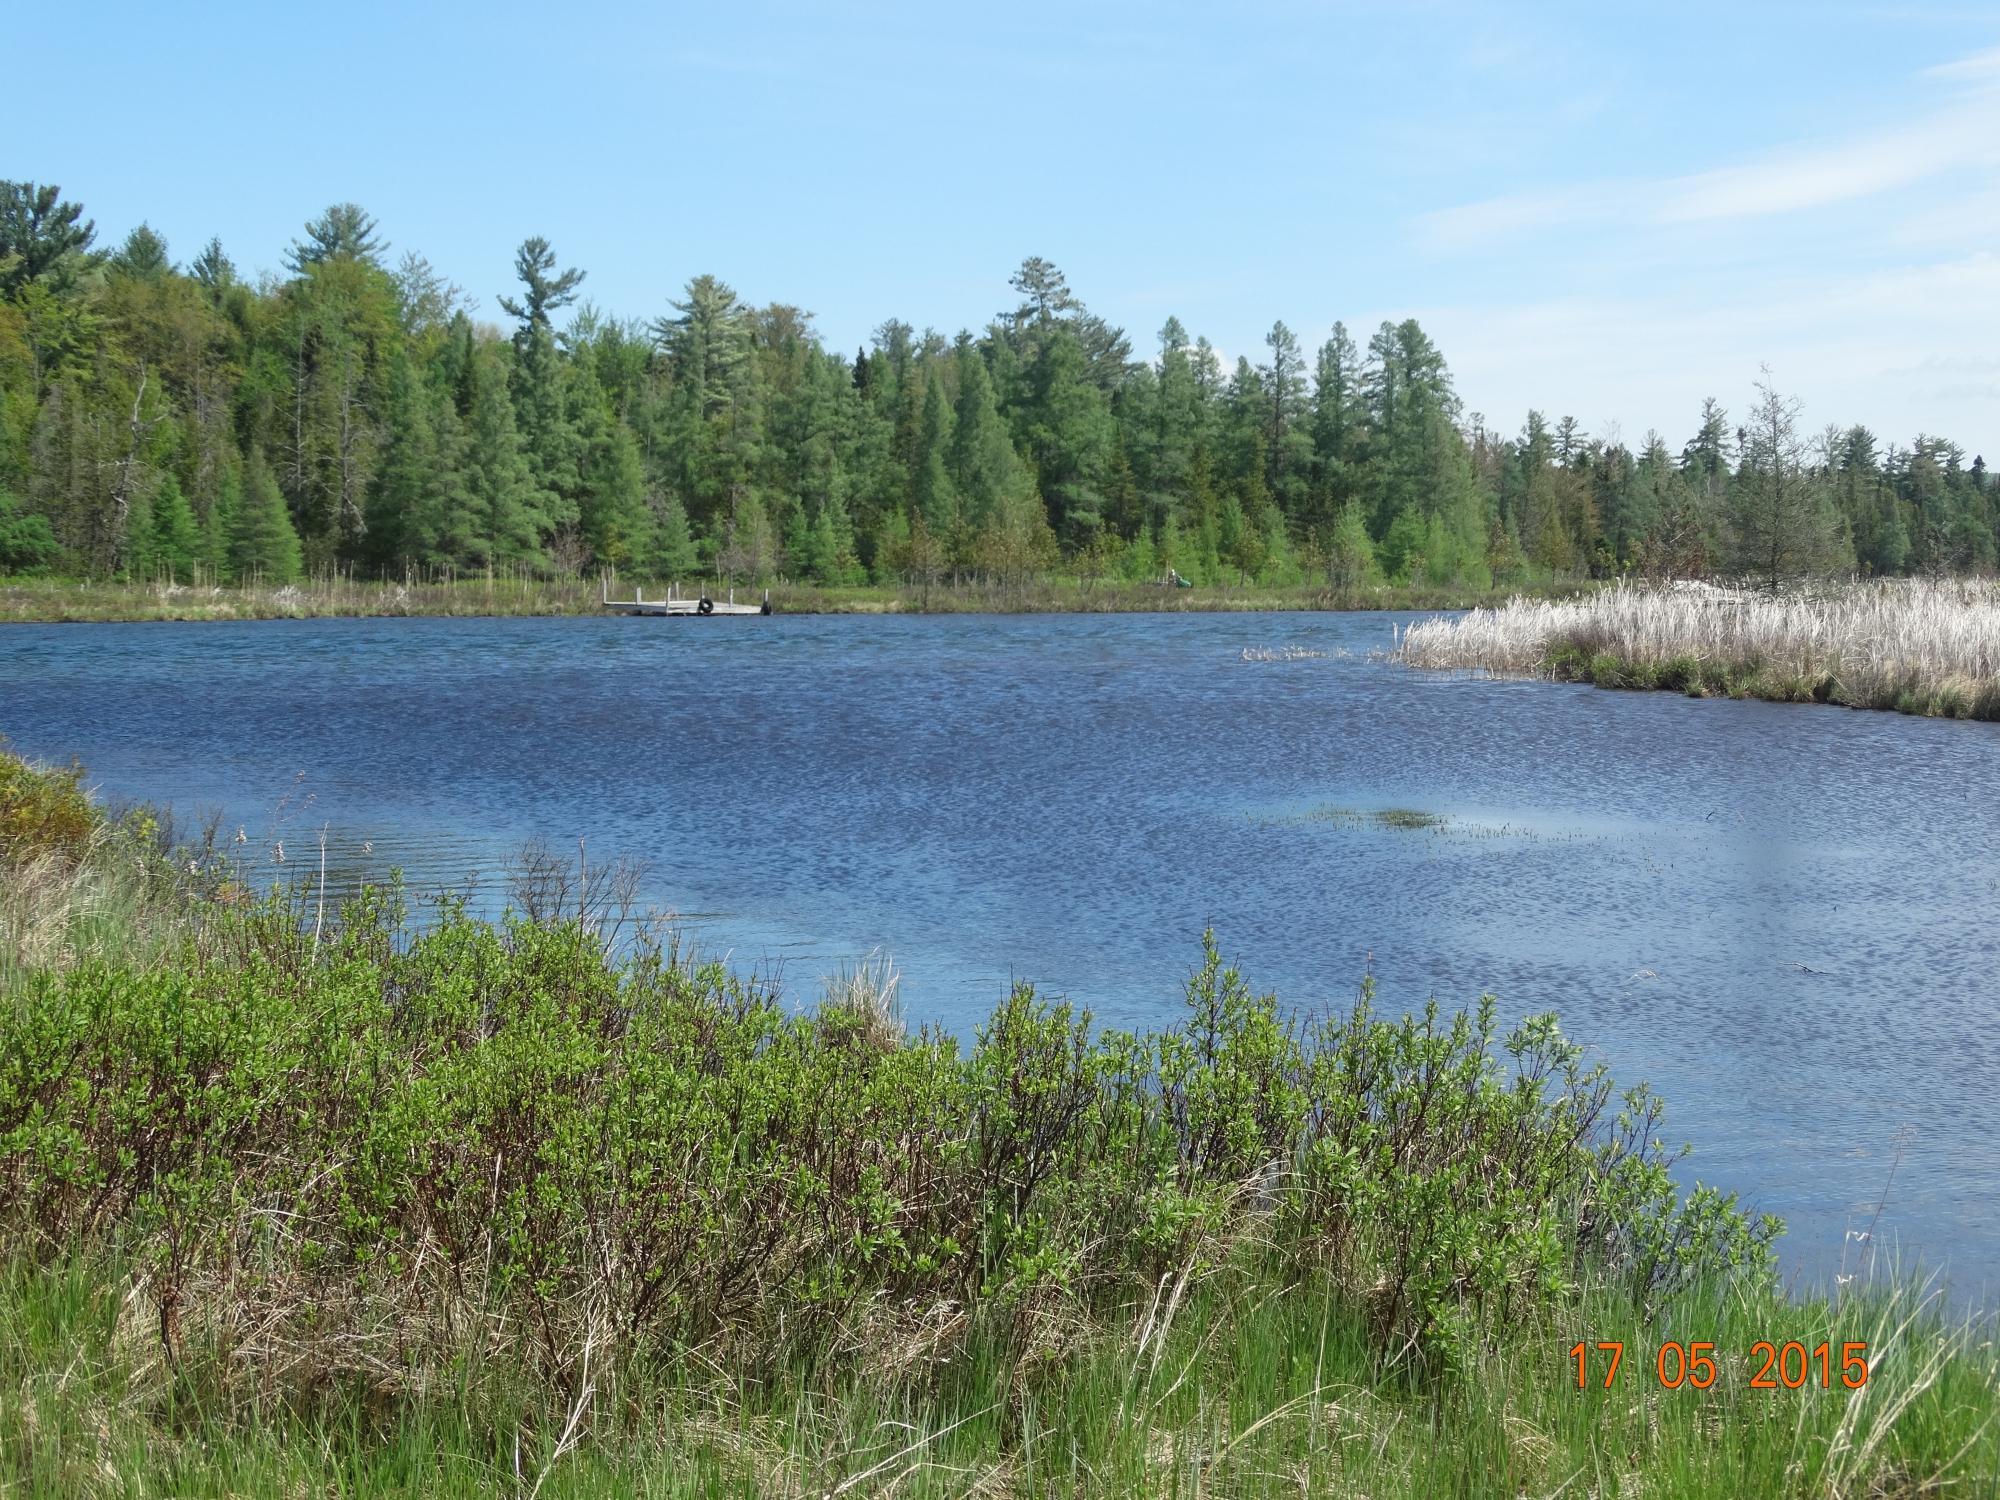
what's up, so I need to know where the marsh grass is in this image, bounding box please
[0,566,603,623]
[0,746,234,985]
[2,1251,1990,1496]
[1,572,1601,622]
[1395,579,2000,720]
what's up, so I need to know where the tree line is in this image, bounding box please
[0,180,1989,591]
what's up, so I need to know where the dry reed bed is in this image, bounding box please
[1395,580,2000,718]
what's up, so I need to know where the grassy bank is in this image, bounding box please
[0,572,1599,623]
[2,748,1995,1496]
[1397,579,2000,721]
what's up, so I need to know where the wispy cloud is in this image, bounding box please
[1657,102,2000,222]
[1403,252,2000,448]
[1923,45,2000,78]
[1415,46,2000,252]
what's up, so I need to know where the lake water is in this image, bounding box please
[4,610,1997,1294]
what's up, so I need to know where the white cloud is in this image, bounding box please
[1397,46,2000,449]
[1414,186,1614,255]
[1417,46,2000,249]
[1401,254,2000,450]
[1657,101,2000,223]
[1923,46,2000,79]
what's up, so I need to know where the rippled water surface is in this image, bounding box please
[5,611,1997,1290]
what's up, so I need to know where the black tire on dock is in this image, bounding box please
[698,597,714,615]
[761,598,773,615]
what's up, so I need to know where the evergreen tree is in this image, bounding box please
[1258,319,1308,514]
[1018,325,1111,546]
[582,419,650,569]
[111,224,171,278]
[190,237,236,298]
[148,474,200,580]
[230,451,303,583]
[913,369,957,534]
[286,202,387,273]
[654,275,751,417]
[948,334,1027,531]
[367,352,437,569]
[1308,323,1363,537]
[463,347,543,569]
[650,491,699,579]
[203,462,239,580]
[1731,373,1846,589]
[0,181,96,295]
[501,237,587,535]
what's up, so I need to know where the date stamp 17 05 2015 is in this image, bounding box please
[1571,1341,1870,1391]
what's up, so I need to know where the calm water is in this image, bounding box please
[5,611,1997,1292]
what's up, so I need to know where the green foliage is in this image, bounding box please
[0,181,96,297]
[0,745,99,867]
[1,182,1990,589]
[284,201,386,273]
[0,488,59,573]
[1325,500,1380,590]
[0,898,1778,1388]
[145,475,200,581]
[227,451,302,584]
[649,491,699,579]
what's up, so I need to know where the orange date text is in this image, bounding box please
[1569,1340,1869,1390]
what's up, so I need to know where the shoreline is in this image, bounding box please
[0,575,1599,625]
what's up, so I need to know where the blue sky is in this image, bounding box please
[10,0,1999,456]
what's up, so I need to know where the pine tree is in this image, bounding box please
[148,475,200,580]
[650,492,699,580]
[230,451,303,583]
[111,224,171,279]
[367,352,435,570]
[1258,320,1308,515]
[1731,373,1846,589]
[913,370,957,534]
[204,463,239,580]
[286,203,387,273]
[949,335,1027,531]
[501,237,587,536]
[464,348,543,570]
[1309,323,1362,536]
[581,420,651,568]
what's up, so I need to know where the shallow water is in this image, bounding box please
[5,611,1997,1293]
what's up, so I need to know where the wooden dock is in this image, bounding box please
[602,582,773,617]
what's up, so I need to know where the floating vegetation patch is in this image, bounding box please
[1250,804,1450,832]
[1375,807,1446,829]
[1244,804,1626,847]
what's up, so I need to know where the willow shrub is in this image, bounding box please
[0,744,99,868]
[0,898,1779,1393]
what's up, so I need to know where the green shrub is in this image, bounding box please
[0,901,1781,1392]
[0,746,99,869]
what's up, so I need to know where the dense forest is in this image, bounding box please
[0,180,1990,591]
